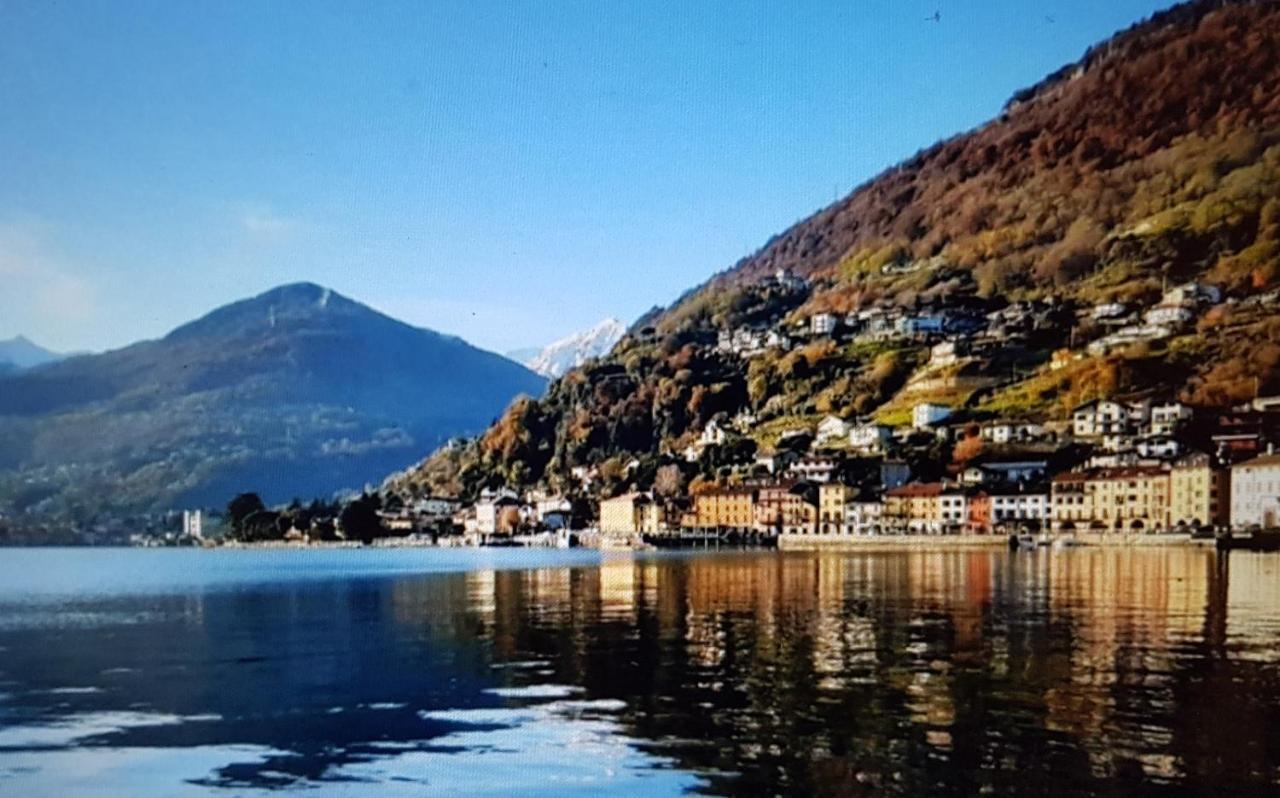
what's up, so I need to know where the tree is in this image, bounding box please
[653,465,686,502]
[340,495,384,545]
[226,493,265,535]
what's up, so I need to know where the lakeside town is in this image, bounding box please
[145,391,1280,551]
[107,268,1280,551]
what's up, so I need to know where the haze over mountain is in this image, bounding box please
[396,0,1280,500]
[0,283,544,521]
[0,336,62,373]
[519,318,628,378]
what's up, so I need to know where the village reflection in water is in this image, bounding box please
[1,548,1278,795]
[433,549,1280,794]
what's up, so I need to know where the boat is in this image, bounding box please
[1009,533,1037,551]
[1052,536,1083,550]
[1215,530,1280,552]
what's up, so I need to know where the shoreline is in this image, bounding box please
[778,532,1216,550]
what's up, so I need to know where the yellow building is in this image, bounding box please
[599,493,662,535]
[884,483,944,533]
[817,483,855,535]
[1051,467,1169,533]
[693,488,757,530]
[756,483,815,536]
[1169,453,1229,529]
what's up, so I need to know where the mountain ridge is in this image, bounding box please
[392,0,1280,501]
[0,335,62,372]
[523,318,627,378]
[0,283,545,522]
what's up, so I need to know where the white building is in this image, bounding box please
[1149,401,1193,435]
[1090,302,1128,321]
[913,403,953,430]
[990,492,1050,526]
[699,419,727,447]
[413,497,461,519]
[1231,452,1280,528]
[980,421,1047,444]
[810,313,838,336]
[1165,282,1221,306]
[939,491,967,530]
[1073,400,1132,438]
[789,456,838,484]
[930,340,963,367]
[182,510,203,538]
[1136,436,1181,459]
[1144,304,1195,327]
[849,423,893,454]
[815,415,851,444]
[844,500,884,535]
[475,488,520,535]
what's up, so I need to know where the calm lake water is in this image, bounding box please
[1,546,1279,796]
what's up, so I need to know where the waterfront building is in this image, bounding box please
[692,487,757,531]
[989,489,1050,531]
[475,488,521,535]
[1051,467,1169,533]
[755,483,814,536]
[1169,453,1229,529]
[599,493,662,535]
[817,483,855,535]
[1230,452,1280,528]
[884,482,944,534]
[844,499,884,535]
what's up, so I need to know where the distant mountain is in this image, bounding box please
[0,336,62,371]
[0,283,545,522]
[522,318,626,378]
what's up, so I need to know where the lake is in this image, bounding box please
[1,546,1278,795]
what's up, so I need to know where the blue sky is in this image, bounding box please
[0,0,1176,354]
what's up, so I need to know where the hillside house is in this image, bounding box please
[789,455,838,484]
[913,402,953,430]
[1149,401,1193,435]
[930,339,965,367]
[1073,400,1139,438]
[810,313,838,336]
[850,422,893,454]
[1144,304,1195,327]
[980,421,1047,444]
[816,415,851,444]
[1165,282,1221,306]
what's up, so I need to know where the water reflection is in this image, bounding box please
[1,548,1278,794]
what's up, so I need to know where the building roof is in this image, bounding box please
[1235,453,1280,469]
[886,482,944,498]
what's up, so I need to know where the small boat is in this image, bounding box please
[1216,530,1280,552]
[1052,536,1083,550]
[1009,533,1037,551]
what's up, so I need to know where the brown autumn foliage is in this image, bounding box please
[682,0,1280,307]
[399,1,1280,499]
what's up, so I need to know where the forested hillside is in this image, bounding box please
[392,0,1280,501]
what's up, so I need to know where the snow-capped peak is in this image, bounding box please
[523,318,626,378]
